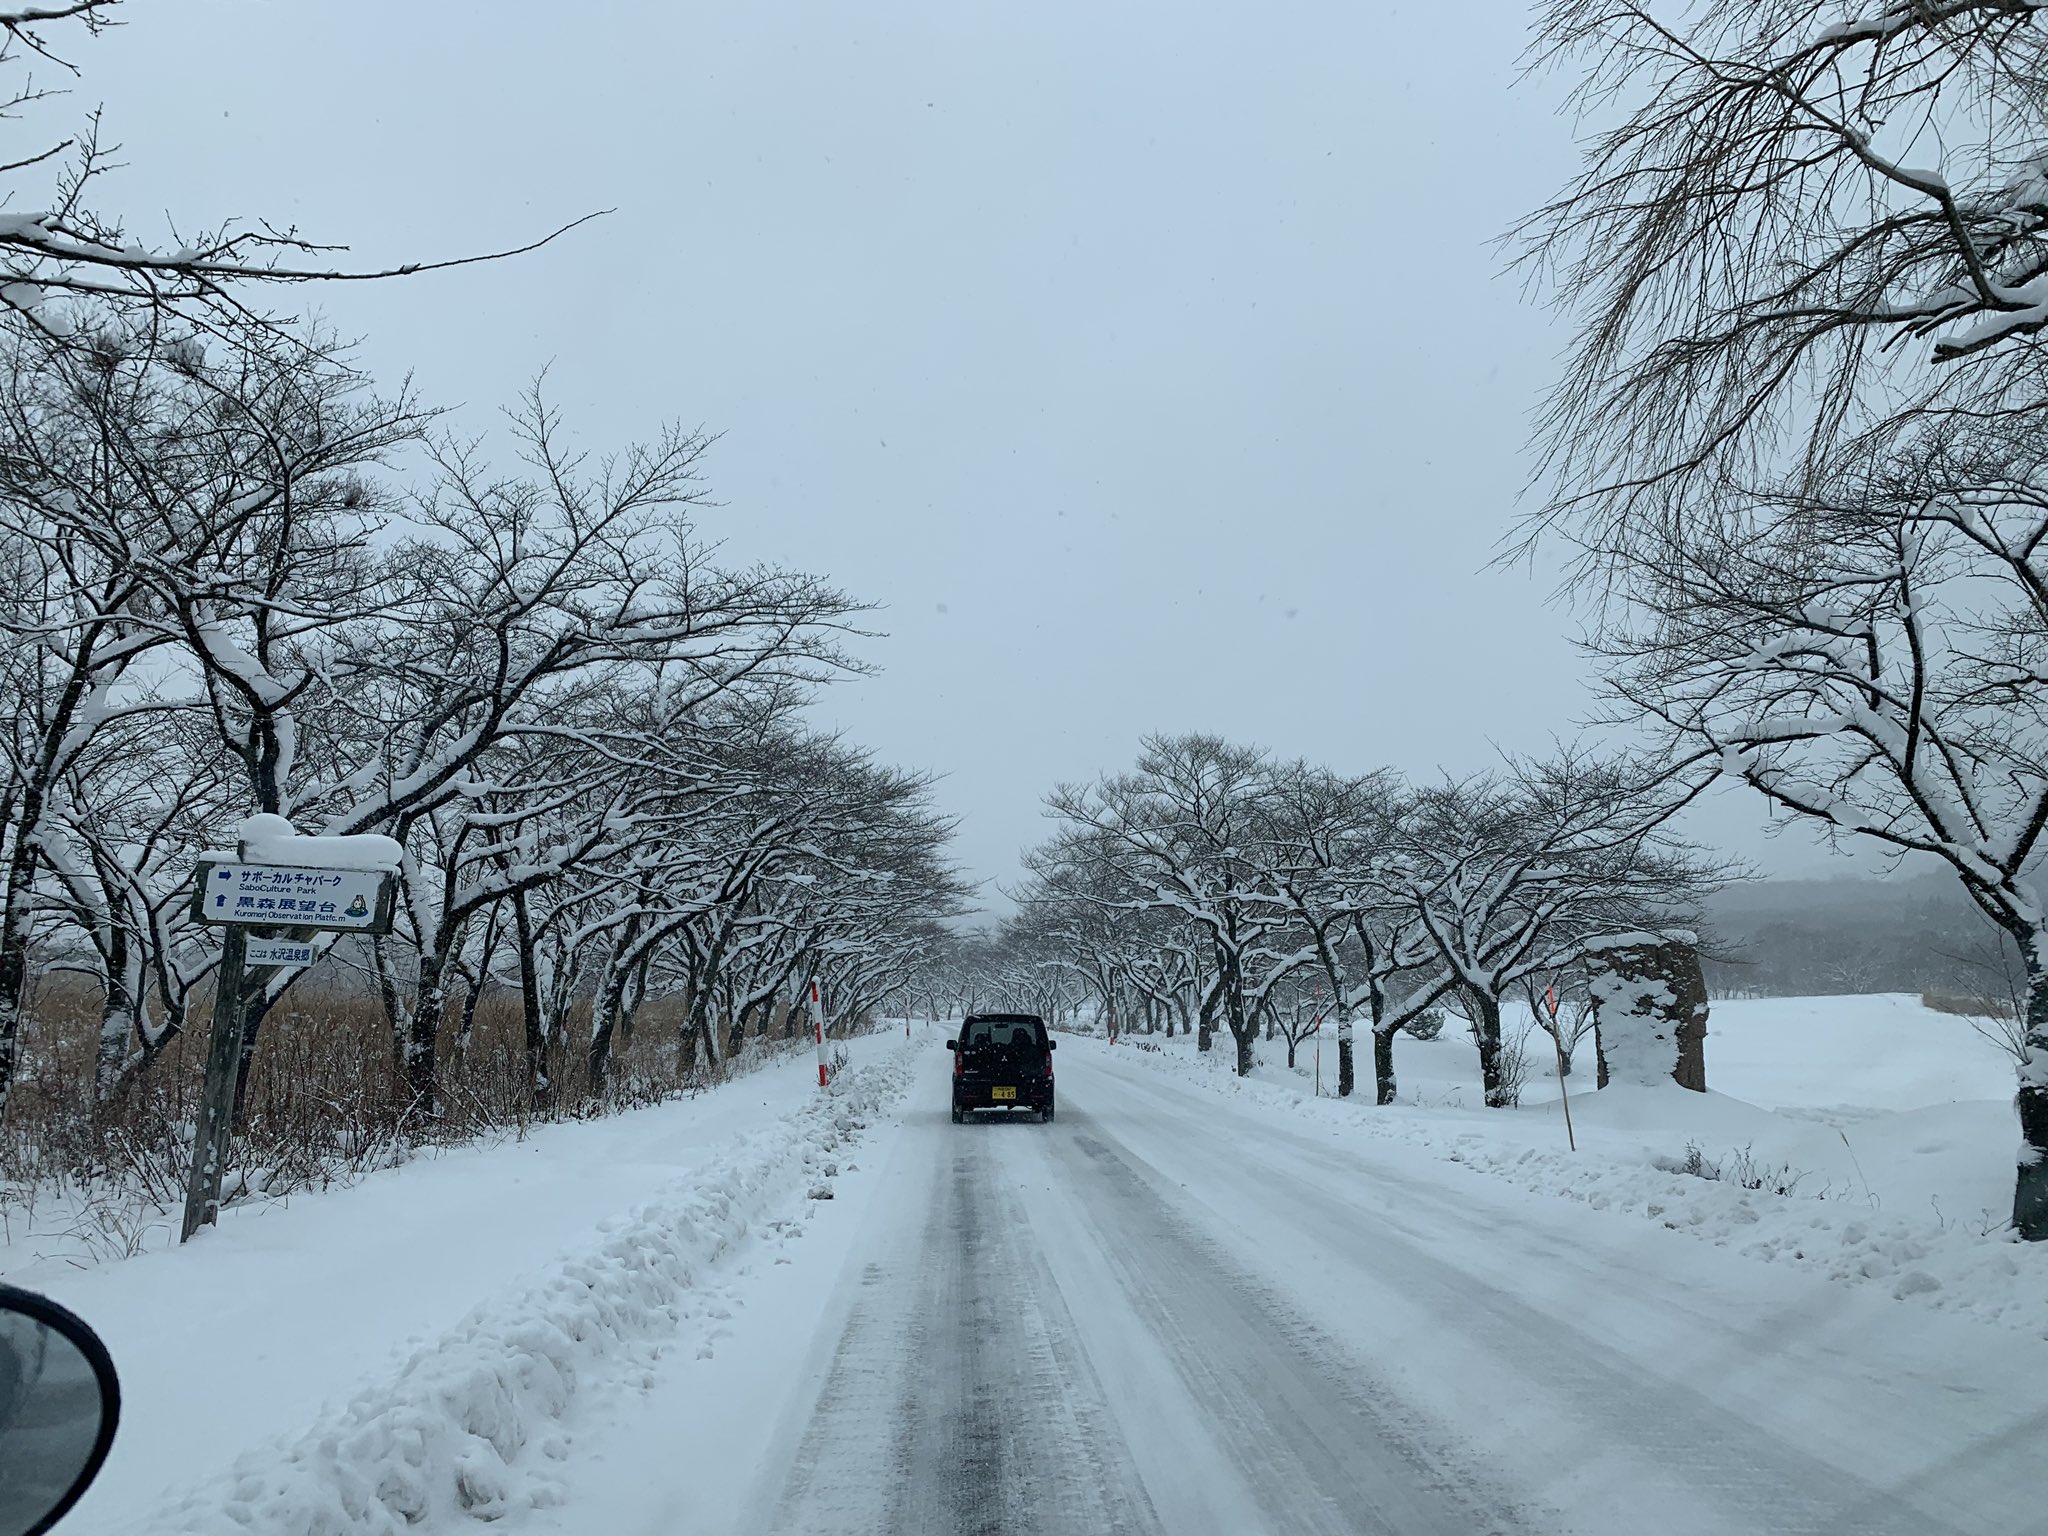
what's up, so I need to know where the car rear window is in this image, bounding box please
[962,1019,1042,1049]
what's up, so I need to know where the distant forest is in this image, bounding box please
[1703,876,2024,1007]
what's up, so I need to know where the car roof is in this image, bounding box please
[963,1012,1044,1024]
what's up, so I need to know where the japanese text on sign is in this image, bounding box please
[246,938,318,968]
[193,862,393,934]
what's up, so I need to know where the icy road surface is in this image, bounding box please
[550,1040,2048,1536]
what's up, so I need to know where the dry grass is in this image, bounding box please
[0,976,826,1265]
[1920,990,2017,1021]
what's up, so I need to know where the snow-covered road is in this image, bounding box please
[557,1039,2048,1536]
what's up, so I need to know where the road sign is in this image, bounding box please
[192,861,394,935]
[246,937,317,969]
[183,852,396,1245]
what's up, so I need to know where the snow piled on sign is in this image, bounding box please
[199,814,403,873]
[136,1045,918,1536]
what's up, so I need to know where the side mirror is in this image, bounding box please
[0,1284,120,1536]
[945,1039,958,1051]
[1048,1039,1057,1050]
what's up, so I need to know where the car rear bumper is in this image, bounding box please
[953,1083,1052,1111]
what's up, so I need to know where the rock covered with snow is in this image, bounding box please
[200,814,403,873]
[1586,934,1709,1091]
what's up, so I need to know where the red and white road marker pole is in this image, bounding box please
[1310,978,1327,1097]
[811,979,829,1089]
[1546,985,1577,1152]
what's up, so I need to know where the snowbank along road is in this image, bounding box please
[547,1036,2048,1536]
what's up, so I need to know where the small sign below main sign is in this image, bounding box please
[193,862,394,934]
[246,937,318,969]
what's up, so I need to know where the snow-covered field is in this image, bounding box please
[1139,992,2044,1335]
[18,997,2047,1535]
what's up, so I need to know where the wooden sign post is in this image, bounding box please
[182,856,395,1242]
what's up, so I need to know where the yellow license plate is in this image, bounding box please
[991,1086,1016,1101]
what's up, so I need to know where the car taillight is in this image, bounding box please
[954,1050,963,1078]
[1045,1050,1053,1078]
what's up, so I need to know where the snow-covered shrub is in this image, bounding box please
[1403,1009,1445,1042]
[1493,1028,1529,1107]
[1658,1140,1818,1200]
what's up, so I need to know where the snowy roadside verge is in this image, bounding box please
[132,1041,919,1536]
[1,1033,837,1276]
[1082,1036,2048,1340]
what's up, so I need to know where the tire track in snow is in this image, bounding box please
[1049,1118,1538,1536]
[1257,1144,2014,1536]
[763,1118,1163,1536]
[1085,1055,2021,1536]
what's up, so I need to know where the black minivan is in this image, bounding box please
[948,1013,1055,1122]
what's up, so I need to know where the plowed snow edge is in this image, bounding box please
[137,1042,919,1536]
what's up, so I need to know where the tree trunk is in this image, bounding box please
[2013,936,2048,1240]
[1469,988,1508,1108]
[405,950,448,1114]
[587,960,628,1095]
[514,891,550,1114]
[685,935,731,1072]
[1217,944,1254,1076]
[587,1002,617,1095]
[0,835,42,1117]
[230,987,283,1130]
[697,998,723,1070]
[374,933,406,1077]
[1335,1006,1355,1099]
[621,955,650,1046]
[1374,1026,1397,1106]
[94,967,137,1104]
[455,974,484,1061]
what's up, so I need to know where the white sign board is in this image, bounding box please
[246,937,318,969]
[195,862,393,933]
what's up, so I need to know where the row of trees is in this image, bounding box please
[950,734,1717,1108]
[0,7,965,1147]
[1521,0,2048,1236]
[0,330,966,1126]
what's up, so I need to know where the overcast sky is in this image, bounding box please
[69,1,1852,912]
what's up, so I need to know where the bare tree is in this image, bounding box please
[1600,419,2048,1229]
[1520,971,1596,1080]
[1519,0,2048,561]
[0,3,599,344]
[1260,762,1453,1102]
[1390,756,1721,1107]
[40,708,225,1097]
[1044,735,1311,1077]
[0,334,201,1113]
